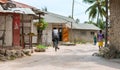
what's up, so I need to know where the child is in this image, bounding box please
[97,30,104,50]
[93,33,97,45]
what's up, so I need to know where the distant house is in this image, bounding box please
[67,23,100,42]
[32,12,100,45]
[32,12,72,45]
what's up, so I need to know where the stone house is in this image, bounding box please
[0,3,36,48]
[0,0,45,49]
[32,12,100,45]
[67,23,100,42]
[109,0,120,51]
[32,12,70,45]
[7,1,100,46]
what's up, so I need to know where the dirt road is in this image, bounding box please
[0,43,120,70]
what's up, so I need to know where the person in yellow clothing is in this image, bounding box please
[97,30,104,50]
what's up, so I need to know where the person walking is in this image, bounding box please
[93,33,97,45]
[52,27,59,51]
[97,30,104,50]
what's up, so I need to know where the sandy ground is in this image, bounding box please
[0,43,120,70]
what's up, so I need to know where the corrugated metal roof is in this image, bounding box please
[10,8,35,15]
[40,12,100,30]
[0,5,13,13]
[42,12,74,24]
[42,13,67,23]
[0,5,35,15]
[67,23,100,30]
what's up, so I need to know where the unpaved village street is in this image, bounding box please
[0,43,120,70]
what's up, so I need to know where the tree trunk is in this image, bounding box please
[37,29,43,45]
[110,0,120,52]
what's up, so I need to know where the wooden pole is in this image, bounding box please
[72,0,74,19]
[71,0,74,42]
[22,14,25,48]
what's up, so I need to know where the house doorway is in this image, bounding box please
[58,28,62,41]
[62,27,69,42]
[52,24,63,42]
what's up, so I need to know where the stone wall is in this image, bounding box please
[69,29,98,42]
[110,0,120,51]
[31,20,37,44]
[32,23,52,46]
[0,15,12,46]
[42,24,52,46]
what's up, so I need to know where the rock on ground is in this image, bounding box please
[0,43,120,70]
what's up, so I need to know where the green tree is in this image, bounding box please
[68,16,73,19]
[97,18,105,30]
[75,18,80,24]
[83,0,106,26]
[34,18,48,44]
[84,20,97,26]
[42,7,48,11]
[84,19,105,30]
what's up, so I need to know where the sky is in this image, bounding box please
[14,0,90,23]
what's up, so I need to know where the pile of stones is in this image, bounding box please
[93,47,120,59]
[0,48,32,61]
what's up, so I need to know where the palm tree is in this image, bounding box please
[83,0,106,24]
[84,20,97,26]
[84,19,105,30]
[97,18,105,30]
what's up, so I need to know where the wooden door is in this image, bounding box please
[62,27,69,42]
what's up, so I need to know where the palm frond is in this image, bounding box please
[82,0,96,4]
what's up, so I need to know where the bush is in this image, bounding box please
[35,45,47,52]
[36,45,47,49]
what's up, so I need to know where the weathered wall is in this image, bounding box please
[21,15,33,46]
[110,0,120,51]
[69,29,98,42]
[31,20,37,44]
[0,15,12,46]
[32,22,52,46]
[42,24,52,46]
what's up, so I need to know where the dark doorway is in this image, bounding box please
[59,28,62,41]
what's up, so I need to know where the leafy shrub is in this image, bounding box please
[34,18,48,30]
[36,45,47,49]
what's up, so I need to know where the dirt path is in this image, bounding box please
[0,43,120,70]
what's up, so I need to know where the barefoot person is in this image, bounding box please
[97,30,104,50]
